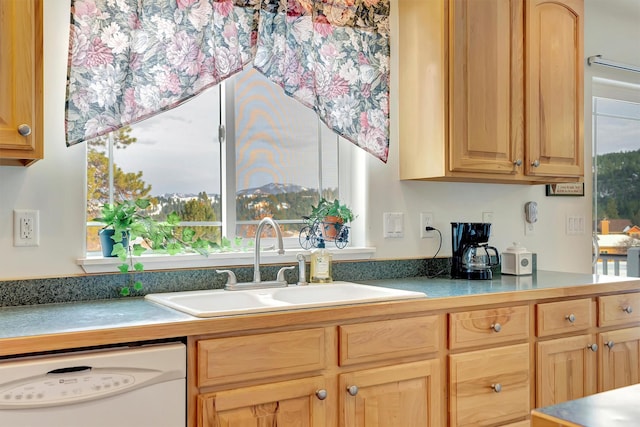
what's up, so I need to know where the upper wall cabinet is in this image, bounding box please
[0,0,43,166]
[398,0,584,184]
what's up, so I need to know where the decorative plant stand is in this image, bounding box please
[299,216,350,249]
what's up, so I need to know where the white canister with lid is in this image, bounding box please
[501,242,533,275]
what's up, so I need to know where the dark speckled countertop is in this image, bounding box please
[0,271,637,343]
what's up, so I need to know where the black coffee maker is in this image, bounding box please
[451,222,500,280]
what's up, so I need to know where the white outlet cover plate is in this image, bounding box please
[13,209,40,247]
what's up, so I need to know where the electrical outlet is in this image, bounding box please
[14,209,40,247]
[525,221,535,235]
[420,212,434,238]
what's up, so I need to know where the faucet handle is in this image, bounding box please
[216,269,237,285]
[276,266,295,284]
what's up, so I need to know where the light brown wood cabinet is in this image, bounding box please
[190,315,443,427]
[597,293,640,392]
[340,360,441,427]
[398,0,583,184]
[535,299,598,407]
[535,293,640,407]
[0,0,43,166]
[449,344,530,427]
[187,290,640,427]
[448,306,531,426]
[536,333,598,407]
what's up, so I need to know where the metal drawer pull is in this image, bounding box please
[18,124,32,136]
[315,389,327,400]
[587,343,598,352]
[491,383,502,393]
[491,323,502,332]
[531,160,540,167]
[513,159,522,166]
[565,314,576,323]
[347,385,359,396]
[605,341,615,349]
[623,306,633,314]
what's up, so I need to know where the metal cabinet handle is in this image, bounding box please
[623,306,633,314]
[491,323,502,333]
[18,124,32,136]
[347,385,359,396]
[315,389,327,400]
[565,314,576,323]
[605,341,615,349]
[531,160,540,167]
[587,343,598,352]
[491,383,502,393]
[513,159,522,166]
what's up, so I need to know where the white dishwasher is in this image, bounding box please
[0,342,186,427]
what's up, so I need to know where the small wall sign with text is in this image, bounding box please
[545,183,585,197]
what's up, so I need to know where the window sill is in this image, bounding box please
[78,247,376,274]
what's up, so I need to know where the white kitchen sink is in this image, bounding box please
[145,281,426,318]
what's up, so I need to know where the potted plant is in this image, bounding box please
[95,198,209,296]
[308,198,355,240]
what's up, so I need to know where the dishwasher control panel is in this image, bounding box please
[1,369,138,406]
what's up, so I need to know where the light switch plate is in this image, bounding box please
[383,212,404,238]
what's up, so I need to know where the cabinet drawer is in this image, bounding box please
[197,328,326,387]
[449,305,529,350]
[536,298,595,337]
[449,343,530,427]
[598,293,640,327]
[339,315,441,366]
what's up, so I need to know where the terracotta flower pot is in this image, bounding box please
[321,216,344,240]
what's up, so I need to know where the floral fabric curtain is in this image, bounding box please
[66,0,390,162]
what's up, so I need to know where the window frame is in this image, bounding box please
[79,72,371,274]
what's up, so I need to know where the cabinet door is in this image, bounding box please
[599,327,640,392]
[0,0,43,166]
[526,0,583,178]
[449,0,524,175]
[536,334,597,407]
[197,376,327,427]
[340,360,441,427]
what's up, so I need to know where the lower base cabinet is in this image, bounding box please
[598,326,640,391]
[536,334,597,407]
[449,343,530,427]
[340,360,441,427]
[197,376,328,427]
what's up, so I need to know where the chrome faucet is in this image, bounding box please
[253,217,285,283]
[217,217,292,290]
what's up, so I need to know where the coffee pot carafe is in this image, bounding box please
[451,222,500,280]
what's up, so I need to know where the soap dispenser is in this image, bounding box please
[310,239,332,283]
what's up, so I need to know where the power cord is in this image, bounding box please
[425,226,442,258]
[425,226,448,278]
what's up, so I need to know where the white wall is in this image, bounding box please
[0,1,637,280]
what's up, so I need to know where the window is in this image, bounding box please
[86,66,343,256]
[592,78,640,276]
